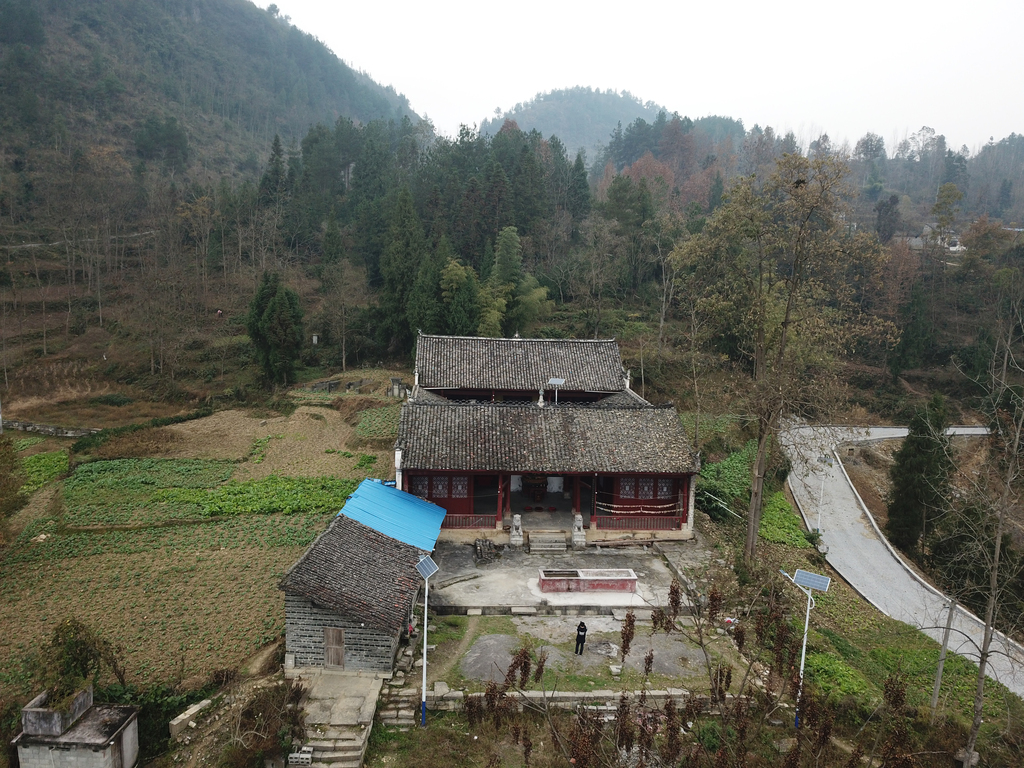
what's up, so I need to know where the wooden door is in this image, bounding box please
[324,627,345,669]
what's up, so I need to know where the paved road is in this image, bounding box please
[782,424,1024,699]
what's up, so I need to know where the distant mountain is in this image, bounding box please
[479,87,670,159]
[0,0,419,177]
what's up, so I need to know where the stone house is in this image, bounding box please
[12,685,139,768]
[279,479,445,674]
[395,334,700,539]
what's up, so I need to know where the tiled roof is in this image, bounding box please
[280,515,422,634]
[415,334,625,392]
[396,402,699,474]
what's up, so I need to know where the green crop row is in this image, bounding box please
[62,458,236,526]
[21,450,69,494]
[1,513,327,567]
[355,404,401,439]
[155,475,359,517]
[758,492,811,548]
[14,436,45,452]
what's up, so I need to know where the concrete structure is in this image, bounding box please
[396,334,700,539]
[538,568,637,593]
[12,686,139,768]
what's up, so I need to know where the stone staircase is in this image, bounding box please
[528,531,567,553]
[305,724,369,767]
[290,671,381,768]
[376,645,419,729]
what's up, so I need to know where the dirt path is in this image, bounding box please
[430,615,480,683]
[6,485,58,542]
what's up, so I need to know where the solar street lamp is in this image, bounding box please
[547,377,565,405]
[416,554,439,727]
[780,568,831,729]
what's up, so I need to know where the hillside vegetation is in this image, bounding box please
[0,0,417,182]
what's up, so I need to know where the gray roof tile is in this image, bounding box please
[280,515,422,634]
[396,402,699,474]
[415,334,625,392]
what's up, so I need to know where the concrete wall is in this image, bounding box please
[284,594,400,673]
[121,718,139,768]
[18,743,116,768]
[3,420,99,438]
[22,687,93,736]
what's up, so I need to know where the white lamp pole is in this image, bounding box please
[816,454,833,534]
[781,569,831,729]
[415,555,439,728]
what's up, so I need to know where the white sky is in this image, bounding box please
[267,0,1023,155]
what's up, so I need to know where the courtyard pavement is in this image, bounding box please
[429,539,713,613]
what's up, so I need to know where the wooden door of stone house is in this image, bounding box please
[324,627,345,669]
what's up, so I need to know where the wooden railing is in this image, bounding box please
[441,514,497,529]
[593,515,684,531]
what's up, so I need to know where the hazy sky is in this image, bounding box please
[267,0,1022,155]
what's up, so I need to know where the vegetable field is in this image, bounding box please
[0,406,383,700]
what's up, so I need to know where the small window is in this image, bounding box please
[657,479,675,499]
[432,475,450,499]
[620,477,636,499]
[452,476,469,498]
[410,476,429,498]
[638,477,654,499]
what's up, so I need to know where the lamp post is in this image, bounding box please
[547,377,565,405]
[781,568,831,728]
[816,454,833,534]
[415,554,439,727]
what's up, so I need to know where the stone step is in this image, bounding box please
[529,543,567,553]
[306,739,363,751]
[529,533,567,550]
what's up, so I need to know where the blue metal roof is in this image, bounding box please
[339,478,446,552]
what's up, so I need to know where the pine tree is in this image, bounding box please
[568,151,592,221]
[258,135,286,206]
[491,227,523,288]
[262,286,304,384]
[440,259,480,336]
[379,187,426,352]
[886,395,952,552]
[407,237,452,336]
[322,211,344,265]
[246,272,304,385]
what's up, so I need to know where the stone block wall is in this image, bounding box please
[284,594,399,673]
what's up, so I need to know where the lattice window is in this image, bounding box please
[638,477,654,499]
[657,478,675,499]
[452,476,469,498]
[410,476,429,498]
[619,477,636,499]
[432,475,450,498]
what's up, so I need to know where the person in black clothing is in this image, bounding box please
[575,621,588,655]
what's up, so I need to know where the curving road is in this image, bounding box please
[782,424,1024,699]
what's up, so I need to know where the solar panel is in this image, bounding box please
[793,569,831,592]
[416,555,439,580]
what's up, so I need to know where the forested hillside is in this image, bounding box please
[479,87,669,158]
[0,0,417,183]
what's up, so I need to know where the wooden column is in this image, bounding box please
[573,475,580,515]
